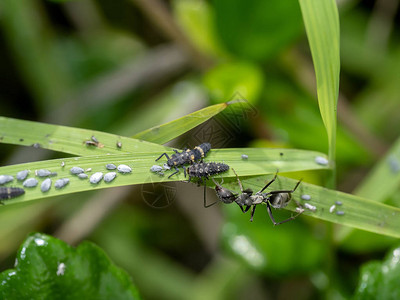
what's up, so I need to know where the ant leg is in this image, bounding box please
[260,170,279,193]
[232,169,244,192]
[173,149,180,153]
[204,183,217,208]
[168,166,180,178]
[183,166,187,178]
[250,205,257,222]
[266,201,304,226]
[244,205,251,213]
[264,180,302,196]
[156,152,170,161]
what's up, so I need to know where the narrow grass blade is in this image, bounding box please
[132,102,230,143]
[0,116,167,156]
[299,0,340,168]
[337,136,400,248]
[213,175,400,239]
[0,147,328,203]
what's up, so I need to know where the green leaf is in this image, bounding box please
[208,175,400,239]
[131,102,230,144]
[299,0,340,166]
[354,245,400,299]
[0,116,166,156]
[338,136,400,251]
[0,233,141,299]
[0,148,328,203]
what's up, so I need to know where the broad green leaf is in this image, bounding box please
[354,245,400,299]
[0,233,141,299]
[0,148,328,203]
[0,116,166,156]
[206,175,400,239]
[338,136,400,251]
[131,102,230,143]
[299,0,340,165]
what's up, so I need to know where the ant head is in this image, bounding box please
[212,178,237,204]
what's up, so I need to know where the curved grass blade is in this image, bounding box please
[0,116,167,156]
[0,147,328,203]
[299,0,340,173]
[132,101,231,143]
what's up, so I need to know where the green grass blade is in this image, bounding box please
[0,116,166,156]
[299,0,340,167]
[132,102,230,143]
[0,147,328,203]
[215,175,400,239]
[337,136,400,247]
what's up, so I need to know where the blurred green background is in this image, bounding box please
[1,0,400,299]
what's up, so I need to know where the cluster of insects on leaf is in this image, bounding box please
[155,143,304,225]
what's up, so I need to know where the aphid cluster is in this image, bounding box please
[156,143,212,178]
[206,169,303,225]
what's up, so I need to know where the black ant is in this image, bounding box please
[205,169,304,225]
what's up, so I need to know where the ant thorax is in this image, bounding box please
[236,193,253,206]
[251,193,264,205]
[268,193,292,209]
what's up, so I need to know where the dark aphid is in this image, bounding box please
[156,143,211,178]
[0,187,25,202]
[84,140,98,147]
[185,162,229,182]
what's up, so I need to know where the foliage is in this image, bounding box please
[1,0,400,299]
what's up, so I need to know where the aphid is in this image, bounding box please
[85,168,92,172]
[163,163,171,170]
[185,162,229,183]
[117,164,132,174]
[106,164,117,170]
[155,143,211,178]
[41,178,52,192]
[304,203,317,212]
[0,187,25,202]
[315,156,329,166]
[150,165,163,173]
[70,167,84,175]
[336,210,345,216]
[90,172,103,184]
[329,204,336,213]
[301,194,311,201]
[388,155,400,173]
[54,178,69,189]
[23,178,38,188]
[0,175,14,185]
[78,173,88,179]
[116,141,122,149]
[35,169,57,177]
[335,201,343,206]
[60,161,65,168]
[210,169,303,225]
[84,140,98,147]
[241,154,249,160]
[32,143,42,148]
[104,172,117,183]
[16,170,29,181]
[56,263,66,276]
